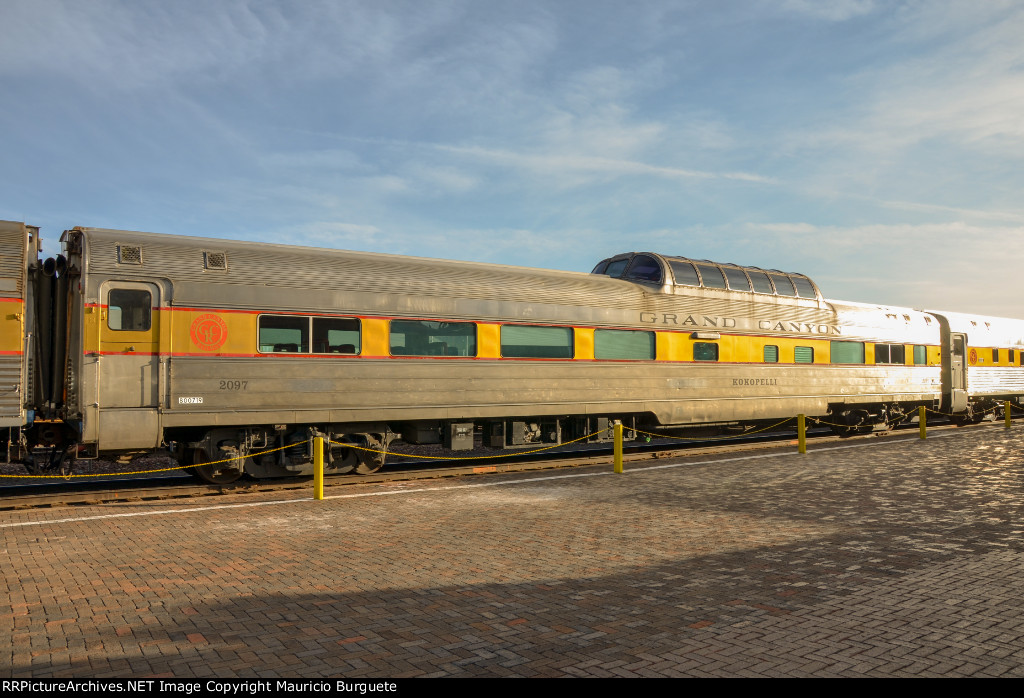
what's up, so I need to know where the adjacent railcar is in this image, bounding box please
[3,222,1022,483]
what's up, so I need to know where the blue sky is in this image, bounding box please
[2,0,1022,317]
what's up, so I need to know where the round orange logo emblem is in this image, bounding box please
[190,314,228,351]
[968,348,978,365]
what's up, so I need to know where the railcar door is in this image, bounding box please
[96,281,162,448]
[949,332,968,412]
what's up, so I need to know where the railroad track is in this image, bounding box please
[0,419,1003,511]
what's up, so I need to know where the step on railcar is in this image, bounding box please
[2,222,1023,483]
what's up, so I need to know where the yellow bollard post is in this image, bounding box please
[919,406,927,439]
[797,414,806,454]
[1007,401,1012,429]
[613,422,623,473]
[314,436,324,500]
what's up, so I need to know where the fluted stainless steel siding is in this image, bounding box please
[0,220,28,426]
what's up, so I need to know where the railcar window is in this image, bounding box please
[591,260,610,274]
[874,343,905,364]
[500,325,573,359]
[693,342,718,362]
[764,345,779,363]
[791,276,817,299]
[107,289,151,331]
[993,349,999,363]
[769,274,797,297]
[1010,349,1016,364]
[259,316,309,353]
[313,317,360,354]
[594,329,655,360]
[794,346,814,363]
[603,259,629,278]
[747,270,775,294]
[723,267,752,292]
[696,264,727,289]
[914,345,927,365]
[390,320,476,357]
[668,260,700,286]
[625,255,662,283]
[830,341,865,364]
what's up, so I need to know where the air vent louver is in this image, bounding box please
[117,245,142,265]
[203,251,228,271]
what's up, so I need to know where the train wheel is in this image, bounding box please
[830,424,869,438]
[186,448,243,485]
[353,435,386,475]
[951,405,985,426]
[328,443,357,475]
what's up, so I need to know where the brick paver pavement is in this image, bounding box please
[2,424,1023,677]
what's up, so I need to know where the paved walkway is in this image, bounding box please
[2,425,1023,677]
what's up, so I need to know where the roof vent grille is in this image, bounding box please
[203,251,227,270]
[117,245,142,265]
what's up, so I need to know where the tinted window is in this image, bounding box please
[747,270,775,294]
[501,325,573,359]
[723,267,751,291]
[591,260,610,274]
[694,342,719,361]
[794,346,814,363]
[668,260,700,286]
[595,329,655,360]
[604,259,629,278]
[764,345,779,363]
[791,276,817,298]
[259,316,308,353]
[875,343,905,364]
[769,274,797,297]
[696,264,727,289]
[831,341,865,364]
[390,320,476,357]
[914,345,927,365]
[107,289,151,331]
[314,317,360,354]
[626,255,662,283]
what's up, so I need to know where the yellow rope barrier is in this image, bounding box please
[632,416,796,442]
[0,443,292,479]
[327,430,606,460]
[3,403,1017,480]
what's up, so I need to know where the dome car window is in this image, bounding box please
[668,260,700,286]
[723,267,751,292]
[696,264,727,289]
[747,270,775,294]
[603,259,629,278]
[769,273,797,297]
[625,255,662,283]
[591,260,610,274]
[791,275,817,299]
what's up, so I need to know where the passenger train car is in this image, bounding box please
[2,220,1022,483]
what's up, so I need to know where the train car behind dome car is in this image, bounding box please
[3,222,1023,483]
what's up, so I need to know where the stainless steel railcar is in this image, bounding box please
[2,221,1023,482]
